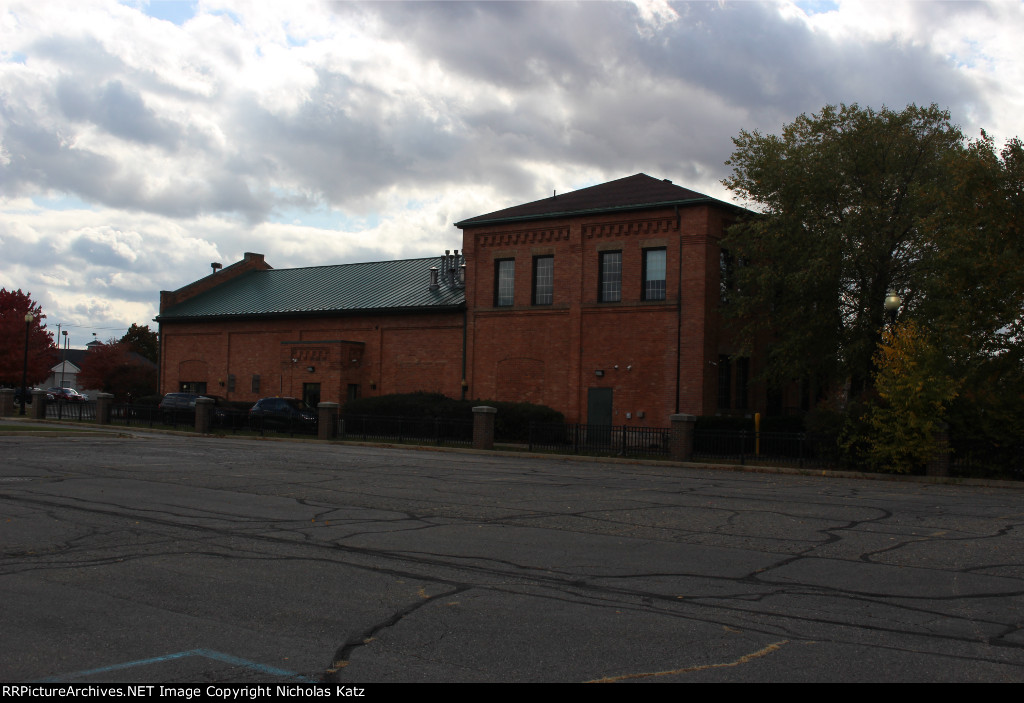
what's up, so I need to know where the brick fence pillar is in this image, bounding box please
[926,424,950,477]
[195,397,212,433]
[95,393,114,425]
[0,388,14,417]
[669,413,697,462]
[318,402,339,440]
[472,406,497,450]
[30,390,47,420]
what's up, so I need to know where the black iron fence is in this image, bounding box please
[248,410,318,437]
[339,415,473,447]
[45,400,97,422]
[949,438,1024,480]
[692,430,835,468]
[525,422,672,458]
[524,423,833,466]
[113,403,160,426]
[32,402,1022,478]
[46,400,164,427]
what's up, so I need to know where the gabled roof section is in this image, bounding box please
[156,257,465,322]
[51,348,156,370]
[160,252,272,313]
[455,173,736,228]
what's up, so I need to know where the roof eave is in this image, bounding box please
[455,197,744,228]
[155,301,466,324]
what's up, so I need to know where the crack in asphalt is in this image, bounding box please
[4,436,1024,681]
[321,584,470,683]
[4,489,1023,655]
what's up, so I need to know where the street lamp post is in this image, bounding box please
[60,330,68,389]
[20,312,34,416]
[884,291,902,326]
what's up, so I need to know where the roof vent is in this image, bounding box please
[438,250,465,290]
[663,179,672,184]
[429,267,439,290]
[211,262,223,274]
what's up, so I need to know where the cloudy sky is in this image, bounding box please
[2,0,1022,346]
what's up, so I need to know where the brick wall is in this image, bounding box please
[461,203,745,424]
[160,311,464,404]
[158,201,757,423]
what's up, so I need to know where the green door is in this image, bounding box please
[587,388,613,449]
[587,387,613,426]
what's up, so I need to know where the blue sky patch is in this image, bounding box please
[794,0,840,15]
[135,0,197,26]
[29,194,98,213]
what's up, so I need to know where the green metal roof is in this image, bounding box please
[157,257,465,321]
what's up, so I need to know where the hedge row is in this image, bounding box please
[341,392,565,442]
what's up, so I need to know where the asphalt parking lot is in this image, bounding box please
[2,429,1023,682]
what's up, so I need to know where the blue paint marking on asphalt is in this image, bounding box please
[35,648,315,683]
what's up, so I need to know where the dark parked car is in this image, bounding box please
[249,397,317,432]
[13,387,55,404]
[158,392,228,425]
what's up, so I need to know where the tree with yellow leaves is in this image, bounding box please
[863,321,960,473]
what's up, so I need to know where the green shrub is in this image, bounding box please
[341,392,564,442]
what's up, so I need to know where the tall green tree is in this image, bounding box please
[721,103,965,397]
[119,323,159,363]
[918,133,1024,445]
[919,133,1024,368]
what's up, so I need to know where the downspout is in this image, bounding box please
[461,306,468,401]
[675,207,682,414]
[157,320,164,394]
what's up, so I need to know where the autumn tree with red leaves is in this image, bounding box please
[0,289,56,387]
[78,341,157,400]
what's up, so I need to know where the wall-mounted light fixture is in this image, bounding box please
[595,369,604,377]
[306,366,315,373]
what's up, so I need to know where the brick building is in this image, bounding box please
[156,174,759,422]
[156,255,467,408]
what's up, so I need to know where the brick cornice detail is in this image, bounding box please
[583,217,675,239]
[478,227,569,248]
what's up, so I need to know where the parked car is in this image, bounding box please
[157,392,229,425]
[47,387,86,402]
[13,387,55,404]
[249,397,317,432]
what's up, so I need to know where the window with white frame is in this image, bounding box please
[643,248,666,301]
[532,256,553,305]
[495,259,515,306]
[598,251,622,302]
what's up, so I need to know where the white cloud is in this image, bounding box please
[1,0,1022,333]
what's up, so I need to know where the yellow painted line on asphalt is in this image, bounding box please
[587,639,789,683]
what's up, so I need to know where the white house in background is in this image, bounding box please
[42,349,90,391]
[44,359,82,391]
